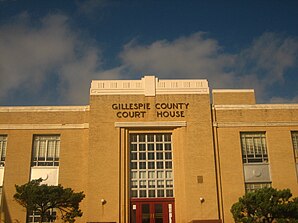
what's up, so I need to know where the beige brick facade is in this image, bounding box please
[0,76,297,223]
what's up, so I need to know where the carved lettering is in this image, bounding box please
[113,102,189,118]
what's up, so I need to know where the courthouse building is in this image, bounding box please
[0,76,297,223]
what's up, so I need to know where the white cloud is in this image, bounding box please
[233,33,298,101]
[119,33,236,87]
[103,32,298,102]
[236,33,298,83]
[0,13,103,105]
[0,13,297,105]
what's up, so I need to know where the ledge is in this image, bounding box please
[213,121,298,127]
[115,121,187,128]
[0,123,89,130]
[0,106,90,112]
[213,104,298,110]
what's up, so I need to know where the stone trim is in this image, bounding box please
[115,121,187,128]
[213,122,298,128]
[0,106,90,112]
[0,123,89,130]
[212,89,254,93]
[213,104,298,110]
[90,76,209,96]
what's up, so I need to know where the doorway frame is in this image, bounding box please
[130,198,175,223]
[117,123,186,222]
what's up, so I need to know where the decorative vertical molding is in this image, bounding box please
[143,76,156,96]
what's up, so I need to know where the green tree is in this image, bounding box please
[14,178,85,223]
[231,187,298,223]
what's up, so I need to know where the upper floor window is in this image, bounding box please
[292,131,298,162]
[0,135,7,167]
[241,132,268,164]
[32,135,60,167]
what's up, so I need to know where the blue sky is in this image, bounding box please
[0,0,297,105]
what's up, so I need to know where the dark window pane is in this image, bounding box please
[156,134,162,142]
[139,144,146,151]
[157,162,163,169]
[149,190,155,197]
[165,152,172,159]
[131,162,137,169]
[130,134,137,142]
[148,152,154,160]
[139,153,146,160]
[165,161,172,169]
[139,162,146,169]
[131,190,137,197]
[157,152,163,160]
[156,144,163,151]
[148,162,155,169]
[130,144,137,151]
[130,153,137,160]
[165,144,171,150]
[139,134,145,142]
[164,134,171,141]
[157,190,164,197]
[147,134,154,142]
[166,189,173,197]
[139,190,146,197]
[148,144,154,151]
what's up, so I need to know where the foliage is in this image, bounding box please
[14,178,85,223]
[231,187,298,223]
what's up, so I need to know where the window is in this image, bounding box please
[0,135,7,167]
[245,182,271,193]
[241,132,271,192]
[241,132,268,163]
[130,133,174,198]
[27,209,56,223]
[32,135,60,166]
[292,131,298,162]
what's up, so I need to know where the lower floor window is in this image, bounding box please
[245,182,271,193]
[27,209,56,223]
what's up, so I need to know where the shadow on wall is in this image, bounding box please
[0,186,21,223]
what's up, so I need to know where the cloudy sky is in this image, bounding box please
[0,0,298,105]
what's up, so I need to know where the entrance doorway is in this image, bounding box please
[129,133,175,223]
[131,198,175,223]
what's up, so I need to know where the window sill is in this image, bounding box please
[31,166,59,169]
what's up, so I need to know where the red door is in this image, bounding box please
[131,198,175,223]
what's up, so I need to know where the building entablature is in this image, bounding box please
[90,75,209,96]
